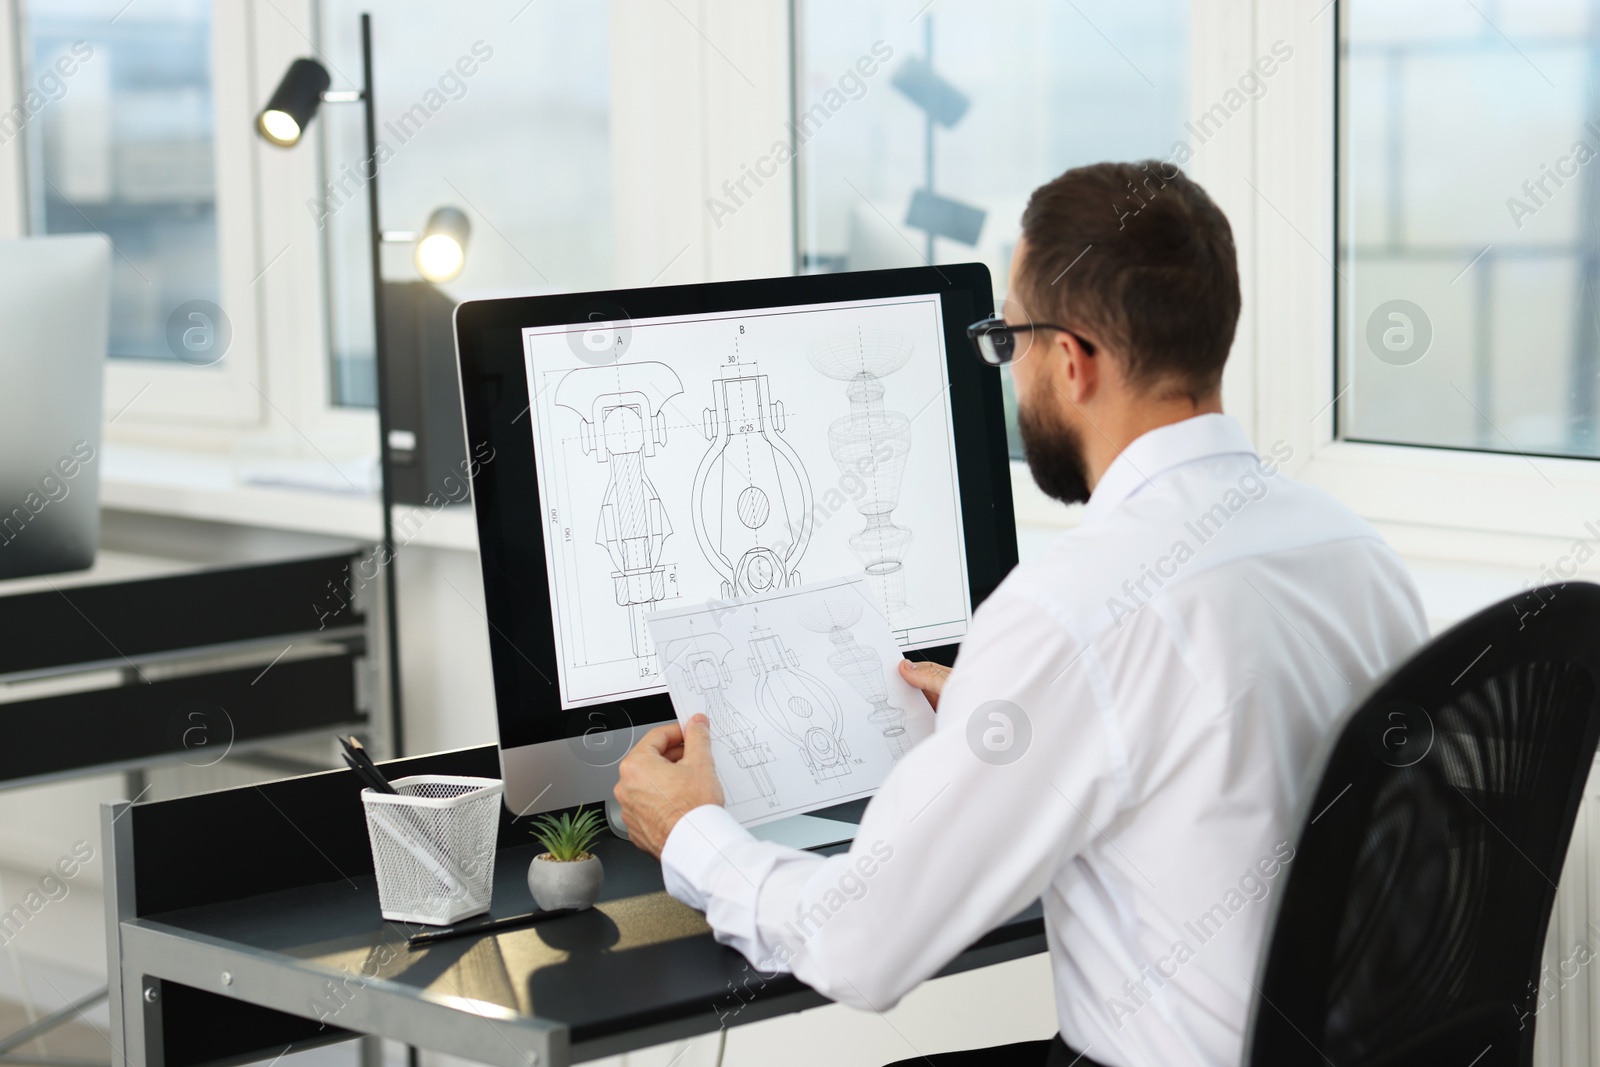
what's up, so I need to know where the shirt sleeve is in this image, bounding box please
[657,588,1128,1012]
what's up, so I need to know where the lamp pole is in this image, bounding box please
[357,12,405,761]
[258,15,470,760]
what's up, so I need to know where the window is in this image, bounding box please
[317,1,613,407]
[794,0,1189,454]
[1339,0,1600,460]
[23,0,220,363]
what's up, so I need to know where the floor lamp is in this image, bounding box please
[255,13,471,763]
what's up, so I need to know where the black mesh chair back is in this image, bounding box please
[1243,582,1600,1067]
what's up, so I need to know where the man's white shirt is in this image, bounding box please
[660,413,1428,1067]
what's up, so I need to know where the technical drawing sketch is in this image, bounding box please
[799,598,911,760]
[555,362,684,661]
[524,294,974,713]
[659,633,777,807]
[646,575,935,826]
[747,627,853,784]
[691,369,814,599]
[807,330,915,620]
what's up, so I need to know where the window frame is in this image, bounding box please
[4,0,1587,562]
[0,0,398,450]
[1006,0,1265,530]
[85,0,790,452]
[241,0,375,448]
[1007,0,1600,557]
[7,1,272,432]
[1252,0,1600,556]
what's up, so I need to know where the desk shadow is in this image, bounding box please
[525,906,623,999]
[389,930,520,1012]
[524,908,809,1039]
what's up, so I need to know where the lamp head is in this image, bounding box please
[256,58,331,147]
[415,207,471,283]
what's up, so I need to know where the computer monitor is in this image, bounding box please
[455,264,1017,817]
[0,234,111,580]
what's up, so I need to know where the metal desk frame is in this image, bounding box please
[101,746,1045,1067]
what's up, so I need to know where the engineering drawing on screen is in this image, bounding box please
[555,362,683,662]
[799,598,911,760]
[808,331,915,620]
[692,367,814,598]
[527,295,973,712]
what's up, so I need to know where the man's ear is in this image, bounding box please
[1058,331,1099,405]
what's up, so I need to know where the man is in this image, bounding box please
[614,161,1428,1067]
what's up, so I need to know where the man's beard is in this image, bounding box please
[1017,396,1092,505]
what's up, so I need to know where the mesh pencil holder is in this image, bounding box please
[361,775,503,926]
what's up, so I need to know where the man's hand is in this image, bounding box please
[613,714,725,858]
[899,659,952,710]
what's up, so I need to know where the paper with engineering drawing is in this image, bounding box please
[646,575,935,827]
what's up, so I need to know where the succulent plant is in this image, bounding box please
[531,806,606,862]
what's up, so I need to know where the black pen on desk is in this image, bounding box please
[407,908,578,949]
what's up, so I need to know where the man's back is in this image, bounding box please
[962,414,1428,1064]
[629,162,1410,1067]
[657,415,1427,1067]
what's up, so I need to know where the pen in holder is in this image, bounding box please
[361,775,503,925]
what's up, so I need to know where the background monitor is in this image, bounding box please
[0,234,111,580]
[455,264,1018,817]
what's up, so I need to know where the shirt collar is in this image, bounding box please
[1080,413,1260,524]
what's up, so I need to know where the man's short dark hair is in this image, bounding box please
[1016,161,1240,400]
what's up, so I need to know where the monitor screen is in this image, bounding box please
[456,264,1015,804]
[522,292,973,711]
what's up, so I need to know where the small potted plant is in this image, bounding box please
[527,806,607,911]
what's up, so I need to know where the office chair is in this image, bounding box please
[1243,581,1600,1067]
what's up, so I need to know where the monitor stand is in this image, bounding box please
[605,798,863,852]
[749,813,857,850]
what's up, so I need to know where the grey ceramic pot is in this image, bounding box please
[527,853,604,911]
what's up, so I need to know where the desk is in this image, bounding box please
[0,512,377,789]
[102,745,1044,1067]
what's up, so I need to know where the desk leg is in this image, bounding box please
[117,979,163,1067]
[103,802,163,1067]
[359,1035,385,1067]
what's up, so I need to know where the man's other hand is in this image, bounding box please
[899,659,952,710]
[614,714,725,858]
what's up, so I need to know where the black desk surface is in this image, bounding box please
[119,745,1045,1063]
[144,831,1045,1059]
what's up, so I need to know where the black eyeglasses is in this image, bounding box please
[966,316,1092,366]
